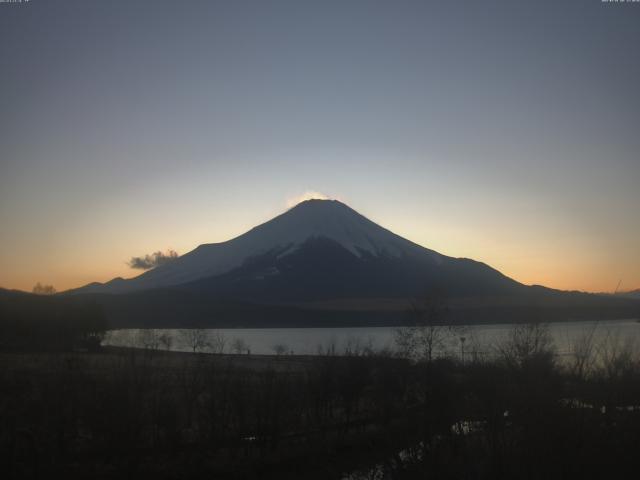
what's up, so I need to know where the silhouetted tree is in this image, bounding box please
[395,290,460,362]
[208,330,226,353]
[159,331,173,351]
[181,328,209,353]
[495,322,555,370]
[32,282,56,295]
[232,337,248,354]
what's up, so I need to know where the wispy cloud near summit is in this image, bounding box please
[286,191,330,208]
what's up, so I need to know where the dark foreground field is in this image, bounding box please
[2,338,640,480]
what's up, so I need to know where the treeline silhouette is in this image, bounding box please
[1,327,640,479]
[0,291,107,351]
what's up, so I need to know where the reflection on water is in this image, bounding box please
[103,319,640,357]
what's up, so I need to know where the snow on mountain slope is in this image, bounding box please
[75,200,444,294]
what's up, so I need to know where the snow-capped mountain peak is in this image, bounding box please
[240,199,425,257]
[71,199,442,294]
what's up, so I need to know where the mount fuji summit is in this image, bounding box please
[69,200,639,327]
[73,199,521,298]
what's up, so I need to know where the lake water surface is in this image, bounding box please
[104,319,640,357]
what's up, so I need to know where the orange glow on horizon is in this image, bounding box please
[1,196,638,295]
[2,221,636,295]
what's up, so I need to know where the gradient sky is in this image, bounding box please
[1,0,639,293]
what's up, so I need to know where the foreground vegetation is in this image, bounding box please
[2,291,639,478]
[2,321,640,479]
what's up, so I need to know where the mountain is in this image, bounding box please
[67,200,640,327]
[71,199,522,297]
[619,289,640,300]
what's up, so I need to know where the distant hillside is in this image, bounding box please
[75,286,640,329]
[621,289,640,300]
[0,289,107,350]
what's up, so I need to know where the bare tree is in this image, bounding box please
[495,322,555,369]
[137,329,161,350]
[158,332,173,351]
[32,282,56,295]
[394,290,459,362]
[463,330,488,364]
[317,338,338,356]
[272,343,288,356]
[344,336,364,356]
[181,328,210,353]
[208,330,226,354]
[596,330,637,381]
[231,337,248,355]
[568,323,599,379]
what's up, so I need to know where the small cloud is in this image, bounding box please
[128,250,179,270]
[286,190,330,208]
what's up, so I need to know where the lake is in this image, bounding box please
[103,318,640,358]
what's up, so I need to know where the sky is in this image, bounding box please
[1,0,639,293]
